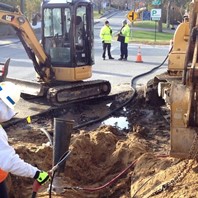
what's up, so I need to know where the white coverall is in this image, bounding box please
[0,100,39,178]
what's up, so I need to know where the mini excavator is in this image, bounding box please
[0,0,111,106]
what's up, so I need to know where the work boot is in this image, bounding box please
[109,57,114,59]
[118,58,123,60]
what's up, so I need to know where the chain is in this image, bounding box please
[147,129,198,198]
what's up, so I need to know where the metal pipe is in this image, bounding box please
[53,118,74,173]
[51,119,74,194]
[20,0,25,13]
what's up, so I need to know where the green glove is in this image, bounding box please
[34,171,49,185]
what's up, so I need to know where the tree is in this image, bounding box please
[0,0,41,20]
[92,0,103,14]
[174,0,191,17]
[147,0,191,32]
[25,0,41,20]
[166,0,190,29]
[166,0,172,28]
[0,0,20,7]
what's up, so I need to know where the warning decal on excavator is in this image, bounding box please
[2,15,14,22]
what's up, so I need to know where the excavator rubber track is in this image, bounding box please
[47,80,111,106]
[5,77,111,106]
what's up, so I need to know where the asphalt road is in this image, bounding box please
[0,10,171,120]
[0,10,170,94]
[93,11,170,91]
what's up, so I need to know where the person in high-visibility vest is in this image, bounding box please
[118,20,131,61]
[0,82,50,197]
[100,20,114,60]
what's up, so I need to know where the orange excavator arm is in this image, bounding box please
[0,3,54,83]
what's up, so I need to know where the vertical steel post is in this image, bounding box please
[51,119,74,194]
[20,0,25,13]
[53,118,74,173]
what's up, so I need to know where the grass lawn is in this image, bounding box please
[131,30,173,44]
[127,20,174,44]
[133,20,168,29]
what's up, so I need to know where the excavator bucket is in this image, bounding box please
[0,58,10,82]
[0,58,46,97]
[169,82,198,159]
[5,77,47,97]
[156,0,198,159]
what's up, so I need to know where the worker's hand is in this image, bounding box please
[34,170,50,185]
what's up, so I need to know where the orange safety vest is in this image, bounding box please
[0,169,8,183]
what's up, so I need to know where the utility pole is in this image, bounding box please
[20,0,25,13]
[133,0,136,10]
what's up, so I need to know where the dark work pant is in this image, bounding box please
[120,42,128,59]
[102,43,112,59]
[0,181,8,198]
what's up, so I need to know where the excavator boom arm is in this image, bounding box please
[0,3,54,82]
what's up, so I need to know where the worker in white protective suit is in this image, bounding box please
[0,82,49,197]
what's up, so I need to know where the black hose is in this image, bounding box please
[131,46,172,86]
[74,90,137,130]
[45,46,173,198]
[131,176,153,198]
[49,170,56,198]
[31,192,37,198]
[74,46,173,130]
[131,154,171,198]
[49,150,71,198]
[31,151,71,198]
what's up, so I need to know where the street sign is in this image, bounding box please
[127,10,138,22]
[151,9,161,21]
[152,0,161,6]
[151,17,160,21]
[143,11,151,20]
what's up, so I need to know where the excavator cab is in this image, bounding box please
[41,0,94,81]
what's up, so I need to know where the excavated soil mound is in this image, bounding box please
[4,89,198,198]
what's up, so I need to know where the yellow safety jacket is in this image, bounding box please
[121,24,130,43]
[100,25,113,43]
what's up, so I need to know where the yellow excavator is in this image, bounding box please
[153,0,198,159]
[0,1,111,105]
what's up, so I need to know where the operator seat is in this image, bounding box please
[75,16,86,65]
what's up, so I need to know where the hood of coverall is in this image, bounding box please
[0,99,15,123]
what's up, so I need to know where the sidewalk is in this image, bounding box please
[96,8,119,23]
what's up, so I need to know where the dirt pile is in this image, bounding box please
[5,90,198,198]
